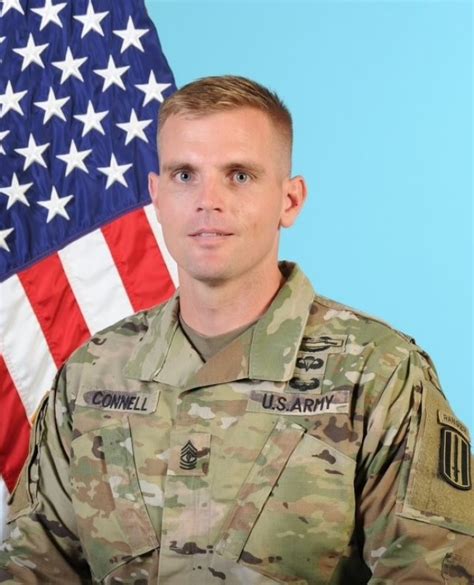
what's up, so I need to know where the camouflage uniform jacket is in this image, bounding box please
[1,262,473,584]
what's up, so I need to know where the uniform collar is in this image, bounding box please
[124,261,315,388]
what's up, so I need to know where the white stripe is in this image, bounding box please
[0,478,10,542]
[58,229,134,335]
[0,275,55,418]
[144,203,179,286]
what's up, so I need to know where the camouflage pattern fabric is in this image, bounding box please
[0,261,473,584]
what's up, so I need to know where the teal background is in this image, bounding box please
[146,1,473,432]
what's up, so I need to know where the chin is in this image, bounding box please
[179,259,232,285]
[191,269,230,286]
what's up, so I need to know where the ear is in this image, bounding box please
[279,175,308,228]
[148,171,161,223]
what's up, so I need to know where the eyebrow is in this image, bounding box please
[161,161,197,174]
[221,161,265,176]
[161,160,265,176]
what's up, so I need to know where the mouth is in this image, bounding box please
[189,229,233,238]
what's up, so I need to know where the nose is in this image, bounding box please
[195,175,224,212]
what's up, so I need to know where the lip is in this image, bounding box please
[189,228,233,237]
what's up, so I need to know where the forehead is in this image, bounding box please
[158,107,279,156]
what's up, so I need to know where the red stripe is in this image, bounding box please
[102,208,175,312]
[18,254,90,367]
[0,357,31,492]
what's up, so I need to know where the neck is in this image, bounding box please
[178,263,284,336]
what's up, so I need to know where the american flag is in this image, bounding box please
[0,0,177,536]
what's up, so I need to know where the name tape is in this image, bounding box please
[76,388,159,414]
[246,389,351,416]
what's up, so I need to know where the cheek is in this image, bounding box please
[158,196,184,223]
[243,206,282,244]
[158,205,184,242]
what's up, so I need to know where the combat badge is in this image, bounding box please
[439,416,471,491]
[289,334,347,393]
[300,336,347,353]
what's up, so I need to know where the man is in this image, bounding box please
[0,76,472,584]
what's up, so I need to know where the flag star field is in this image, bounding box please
[0,0,175,280]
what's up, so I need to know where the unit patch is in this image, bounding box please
[246,388,351,416]
[76,388,159,414]
[439,428,471,491]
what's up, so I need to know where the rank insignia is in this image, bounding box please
[169,432,211,476]
[180,440,198,470]
[439,428,471,490]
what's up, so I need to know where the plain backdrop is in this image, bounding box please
[146,0,472,433]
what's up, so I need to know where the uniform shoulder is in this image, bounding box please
[310,292,418,353]
[309,293,446,409]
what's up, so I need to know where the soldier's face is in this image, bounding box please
[149,107,306,285]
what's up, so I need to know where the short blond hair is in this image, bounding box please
[158,75,293,158]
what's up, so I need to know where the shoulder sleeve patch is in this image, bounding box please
[398,379,474,536]
[439,427,471,491]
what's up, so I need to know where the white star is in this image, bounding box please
[56,139,91,176]
[15,134,50,170]
[0,37,5,44]
[0,173,33,209]
[1,0,24,17]
[31,0,67,30]
[94,56,129,91]
[135,71,171,106]
[113,16,149,53]
[0,81,28,118]
[34,87,70,123]
[37,186,73,223]
[98,153,132,189]
[13,34,49,71]
[116,108,152,145]
[0,129,10,155]
[74,100,108,136]
[52,47,88,84]
[0,228,14,252]
[74,1,109,38]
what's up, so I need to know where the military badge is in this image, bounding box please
[289,335,347,394]
[300,335,346,353]
[289,376,320,392]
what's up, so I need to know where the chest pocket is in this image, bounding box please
[70,418,159,581]
[214,418,355,585]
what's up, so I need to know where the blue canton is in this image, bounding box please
[0,0,176,281]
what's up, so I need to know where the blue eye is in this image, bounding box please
[178,170,192,182]
[234,171,249,184]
